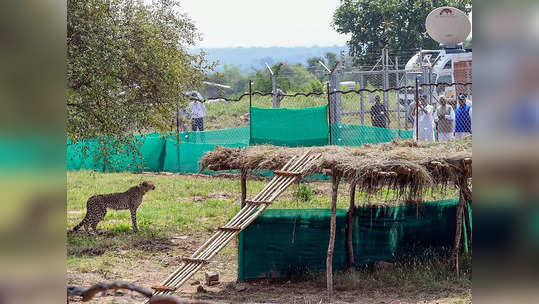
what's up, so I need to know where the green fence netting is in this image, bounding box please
[250,105,329,147]
[67,107,432,173]
[67,134,166,172]
[238,199,470,281]
[332,124,413,146]
[67,127,250,173]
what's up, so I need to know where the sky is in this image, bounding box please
[177,0,350,48]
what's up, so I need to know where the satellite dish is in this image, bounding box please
[426,7,471,48]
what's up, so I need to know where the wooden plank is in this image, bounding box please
[245,200,272,205]
[151,285,176,292]
[181,257,210,264]
[218,226,242,232]
[273,170,301,177]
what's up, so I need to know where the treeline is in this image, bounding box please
[202,52,339,98]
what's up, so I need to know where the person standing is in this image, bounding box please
[173,108,188,132]
[412,95,435,142]
[435,96,455,141]
[454,93,472,139]
[370,95,390,128]
[189,91,206,131]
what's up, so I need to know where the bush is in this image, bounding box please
[295,183,314,202]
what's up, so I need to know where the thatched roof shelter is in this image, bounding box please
[200,138,472,201]
[200,138,472,284]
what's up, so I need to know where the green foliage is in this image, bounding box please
[67,0,214,141]
[333,0,472,66]
[204,64,249,97]
[306,56,327,82]
[325,52,338,68]
[251,62,322,93]
[464,37,472,49]
[295,183,314,202]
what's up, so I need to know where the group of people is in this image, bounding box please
[174,91,207,132]
[370,93,472,142]
[411,93,472,142]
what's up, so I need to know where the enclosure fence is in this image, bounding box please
[67,74,472,173]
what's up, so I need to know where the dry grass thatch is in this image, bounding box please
[199,138,471,201]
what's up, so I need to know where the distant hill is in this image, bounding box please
[192,46,347,72]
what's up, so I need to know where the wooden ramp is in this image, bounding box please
[150,150,320,298]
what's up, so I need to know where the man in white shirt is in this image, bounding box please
[188,92,206,131]
[435,96,455,141]
[412,95,435,142]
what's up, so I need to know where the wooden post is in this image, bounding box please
[327,170,340,299]
[452,176,466,278]
[464,203,472,255]
[240,169,247,208]
[347,182,356,268]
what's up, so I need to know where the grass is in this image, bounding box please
[67,170,467,303]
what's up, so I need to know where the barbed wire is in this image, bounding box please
[206,82,472,103]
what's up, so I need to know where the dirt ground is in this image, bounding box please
[67,234,471,304]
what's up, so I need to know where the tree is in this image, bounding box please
[333,0,472,66]
[67,0,213,141]
[204,64,248,98]
[306,57,327,82]
[464,38,472,49]
[325,52,338,68]
[250,63,323,93]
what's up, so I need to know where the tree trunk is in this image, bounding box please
[327,172,340,299]
[347,182,356,268]
[240,169,247,208]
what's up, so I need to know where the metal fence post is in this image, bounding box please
[271,74,277,108]
[405,76,409,130]
[265,63,277,108]
[415,78,419,141]
[396,57,401,133]
[329,65,342,124]
[249,80,252,143]
[383,49,390,110]
[360,72,364,125]
[327,82,332,145]
[466,61,471,96]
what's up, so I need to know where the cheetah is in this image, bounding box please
[71,181,155,233]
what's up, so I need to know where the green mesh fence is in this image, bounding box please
[238,199,469,281]
[67,134,166,172]
[67,107,425,173]
[67,127,249,173]
[332,124,413,146]
[250,106,329,147]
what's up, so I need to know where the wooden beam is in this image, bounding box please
[241,169,247,208]
[218,226,242,232]
[374,171,397,177]
[181,257,210,264]
[151,285,177,292]
[464,204,472,255]
[327,171,340,299]
[452,176,467,278]
[347,182,356,268]
[245,200,272,205]
[273,170,301,177]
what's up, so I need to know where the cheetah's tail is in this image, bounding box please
[71,215,87,232]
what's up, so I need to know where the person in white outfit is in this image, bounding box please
[435,96,455,141]
[412,95,435,142]
[188,92,206,131]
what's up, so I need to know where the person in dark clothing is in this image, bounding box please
[371,95,390,128]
